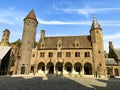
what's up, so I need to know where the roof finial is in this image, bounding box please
[93,15,96,18]
[93,15,96,21]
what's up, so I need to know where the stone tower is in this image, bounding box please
[17,9,38,74]
[90,16,106,77]
[0,29,10,46]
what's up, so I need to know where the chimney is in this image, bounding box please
[109,41,113,50]
[40,30,45,40]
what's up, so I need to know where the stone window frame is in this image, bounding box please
[66,52,71,57]
[84,52,90,57]
[40,52,45,57]
[48,52,53,57]
[75,52,80,57]
[57,52,62,58]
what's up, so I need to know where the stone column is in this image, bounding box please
[34,64,37,75]
[118,61,120,76]
[54,66,56,74]
[62,66,65,75]
[45,66,47,74]
[81,65,84,76]
[72,65,75,76]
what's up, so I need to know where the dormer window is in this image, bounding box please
[59,44,61,47]
[76,44,79,47]
[42,44,44,47]
[74,39,80,48]
[57,39,62,48]
[41,42,45,48]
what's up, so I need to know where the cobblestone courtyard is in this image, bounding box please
[0,75,120,90]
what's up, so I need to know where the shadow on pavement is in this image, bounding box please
[0,74,120,90]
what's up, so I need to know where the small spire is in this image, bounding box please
[90,16,101,30]
[25,9,37,21]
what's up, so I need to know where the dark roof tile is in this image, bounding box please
[40,35,92,49]
[105,58,118,65]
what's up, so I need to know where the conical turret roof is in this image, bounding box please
[24,9,38,22]
[90,16,101,30]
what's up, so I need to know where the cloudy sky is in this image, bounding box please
[0,0,120,52]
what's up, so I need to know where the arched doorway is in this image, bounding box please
[21,65,25,74]
[30,66,34,73]
[84,63,92,75]
[114,68,119,76]
[56,62,63,74]
[74,62,82,74]
[38,62,45,74]
[47,62,54,74]
[107,67,112,75]
[65,62,72,74]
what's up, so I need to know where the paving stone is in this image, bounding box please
[0,75,120,90]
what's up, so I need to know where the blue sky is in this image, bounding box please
[0,0,120,52]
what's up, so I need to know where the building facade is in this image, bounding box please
[0,29,11,75]
[105,42,120,77]
[28,12,106,77]
[0,9,120,77]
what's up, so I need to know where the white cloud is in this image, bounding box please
[103,32,120,40]
[38,18,120,27]
[0,7,26,25]
[103,32,120,52]
[38,18,91,25]
[0,7,27,42]
[53,7,120,18]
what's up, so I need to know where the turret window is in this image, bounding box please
[32,54,35,57]
[98,50,101,53]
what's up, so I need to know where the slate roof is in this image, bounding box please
[90,16,102,30]
[105,58,118,65]
[40,35,92,49]
[113,48,120,59]
[0,46,11,60]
